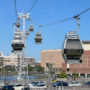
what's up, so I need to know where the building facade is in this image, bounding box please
[0,53,4,67]
[41,50,65,71]
[0,53,35,67]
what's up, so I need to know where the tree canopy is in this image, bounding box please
[60,70,67,78]
[72,71,79,81]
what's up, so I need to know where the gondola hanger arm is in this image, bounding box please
[74,17,80,33]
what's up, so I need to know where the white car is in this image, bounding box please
[13,84,24,90]
[28,81,47,88]
[14,84,30,90]
[68,82,81,86]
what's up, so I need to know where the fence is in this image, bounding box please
[29,86,90,90]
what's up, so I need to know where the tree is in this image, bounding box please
[60,70,67,78]
[28,65,34,71]
[6,66,16,71]
[72,72,79,81]
[0,67,2,72]
[36,66,44,72]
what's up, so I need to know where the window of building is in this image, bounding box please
[67,68,69,71]
[80,60,82,63]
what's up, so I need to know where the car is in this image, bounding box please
[1,85,14,90]
[84,81,90,86]
[13,84,24,90]
[52,81,68,87]
[14,84,23,86]
[14,86,24,90]
[21,87,30,90]
[28,81,47,88]
[52,80,58,83]
[68,81,81,86]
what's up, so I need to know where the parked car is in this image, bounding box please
[84,81,90,86]
[14,84,23,87]
[52,81,68,87]
[68,81,81,86]
[1,85,14,90]
[28,81,47,88]
[21,87,30,90]
[13,84,24,90]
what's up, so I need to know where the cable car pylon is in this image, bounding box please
[12,11,33,85]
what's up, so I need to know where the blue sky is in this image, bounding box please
[0,0,90,61]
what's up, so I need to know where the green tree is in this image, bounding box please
[72,72,79,81]
[36,66,44,72]
[6,66,16,71]
[0,67,2,72]
[60,70,67,78]
[28,65,34,71]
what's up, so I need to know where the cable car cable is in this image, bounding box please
[74,8,90,18]
[15,0,17,21]
[38,8,90,28]
[27,0,38,12]
[43,17,73,27]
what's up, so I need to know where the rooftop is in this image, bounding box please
[82,41,90,44]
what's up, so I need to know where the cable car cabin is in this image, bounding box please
[12,30,24,52]
[63,33,84,64]
[29,25,34,32]
[12,37,24,51]
[12,43,24,51]
[16,22,20,27]
[26,31,29,35]
[35,32,42,44]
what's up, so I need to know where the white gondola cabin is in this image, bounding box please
[12,30,24,52]
[62,32,83,64]
[34,32,42,44]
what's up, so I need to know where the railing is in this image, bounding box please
[29,86,90,90]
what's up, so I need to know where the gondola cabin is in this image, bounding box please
[63,33,84,64]
[26,31,29,35]
[35,32,42,44]
[16,22,20,27]
[12,30,24,52]
[29,25,34,32]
